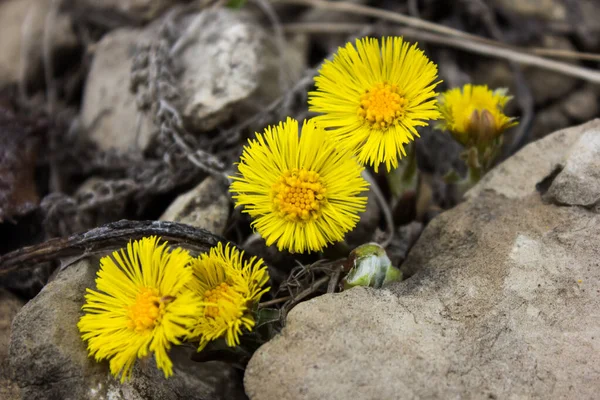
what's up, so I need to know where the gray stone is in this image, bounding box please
[0,290,24,400]
[244,120,600,400]
[530,103,571,140]
[546,128,600,208]
[81,28,155,153]
[176,9,306,132]
[9,259,246,400]
[562,87,599,122]
[0,0,78,87]
[160,177,230,236]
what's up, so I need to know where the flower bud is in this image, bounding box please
[342,243,403,290]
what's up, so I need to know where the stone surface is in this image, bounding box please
[177,9,306,132]
[244,120,600,400]
[9,259,246,400]
[0,0,78,87]
[545,129,600,208]
[177,9,263,132]
[160,177,230,236]
[81,28,155,153]
[530,103,571,140]
[562,87,599,122]
[0,290,24,400]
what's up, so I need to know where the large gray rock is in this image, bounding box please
[160,177,230,236]
[244,120,600,400]
[545,129,600,209]
[81,28,156,153]
[9,259,246,400]
[0,290,24,400]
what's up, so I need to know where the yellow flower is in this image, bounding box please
[230,117,369,253]
[187,243,270,350]
[438,84,518,147]
[78,237,200,383]
[309,36,441,172]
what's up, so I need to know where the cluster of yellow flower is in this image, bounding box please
[230,36,516,254]
[78,237,270,382]
[79,36,517,383]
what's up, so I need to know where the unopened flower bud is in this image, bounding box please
[342,243,402,290]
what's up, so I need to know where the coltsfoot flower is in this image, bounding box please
[309,36,441,172]
[230,117,369,253]
[187,243,270,350]
[438,84,518,147]
[78,237,201,382]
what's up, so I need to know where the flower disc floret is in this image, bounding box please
[309,36,441,172]
[272,168,326,221]
[230,117,369,253]
[358,83,408,128]
[127,287,165,332]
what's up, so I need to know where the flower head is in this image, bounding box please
[187,243,269,350]
[438,84,518,147]
[309,36,441,172]
[230,117,369,253]
[78,237,200,382]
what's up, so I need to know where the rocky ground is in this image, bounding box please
[245,120,600,399]
[1,0,599,399]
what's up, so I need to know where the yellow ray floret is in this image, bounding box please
[309,36,441,172]
[438,84,518,147]
[187,242,270,350]
[78,237,201,382]
[230,117,369,253]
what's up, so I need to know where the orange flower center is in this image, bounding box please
[271,168,326,222]
[358,83,408,128]
[203,282,242,319]
[127,287,166,333]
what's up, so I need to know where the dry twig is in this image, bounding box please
[0,220,224,276]
[283,22,600,83]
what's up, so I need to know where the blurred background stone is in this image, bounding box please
[0,0,79,89]
[81,28,156,153]
[160,177,230,236]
